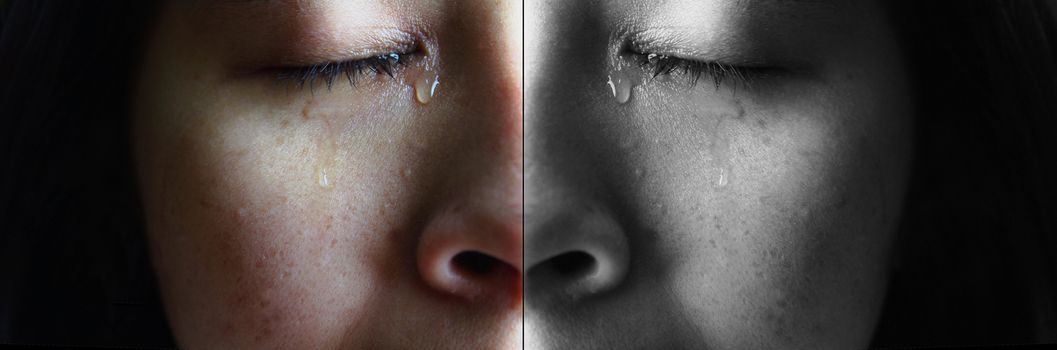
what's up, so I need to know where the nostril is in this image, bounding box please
[534,251,596,280]
[427,250,519,302]
[527,248,627,301]
[526,204,630,303]
[414,204,521,305]
[452,251,502,276]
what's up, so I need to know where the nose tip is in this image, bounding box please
[526,206,630,301]
[417,206,523,304]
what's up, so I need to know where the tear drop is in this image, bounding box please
[314,124,337,189]
[318,167,331,187]
[709,121,733,189]
[415,73,440,104]
[605,69,636,104]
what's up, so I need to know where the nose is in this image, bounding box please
[527,207,629,300]
[523,3,631,302]
[525,190,630,302]
[417,203,523,304]
[414,1,524,307]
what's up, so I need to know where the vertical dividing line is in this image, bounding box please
[520,0,527,347]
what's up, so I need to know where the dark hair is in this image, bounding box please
[0,0,173,347]
[873,0,1057,347]
[1,0,1056,348]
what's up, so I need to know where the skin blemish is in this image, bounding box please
[731,100,746,120]
[301,98,317,121]
[324,214,334,231]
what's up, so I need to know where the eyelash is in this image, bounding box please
[635,53,758,90]
[276,51,413,91]
[274,50,755,92]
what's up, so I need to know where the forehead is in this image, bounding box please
[611,0,841,14]
[612,0,848,29]
[528,0,850,30]
[196,0,404,19]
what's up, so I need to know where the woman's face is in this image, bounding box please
[525,0,912,349]
[134,0,522,348]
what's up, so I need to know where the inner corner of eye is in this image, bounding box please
[613,46,648,62]
[407,38,429,55]
[383,43,425,64]
[386,31,429,57]
[619,40,648,56]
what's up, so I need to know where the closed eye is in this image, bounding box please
[274,49,420,91]
[631,52,775,91]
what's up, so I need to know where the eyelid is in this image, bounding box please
[623,34,768,67]
[273,43,423,91]
[619,29,791,92]
[629,50,773,91]
[276,30,423,68]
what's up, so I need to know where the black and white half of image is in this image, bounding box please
[2,0,1056,349]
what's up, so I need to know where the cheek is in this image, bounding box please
[134,96,424,347]
[632,82,909,348]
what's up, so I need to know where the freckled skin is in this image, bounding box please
[526,0,912,349]
[134,1,523,349]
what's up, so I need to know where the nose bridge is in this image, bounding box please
[523,1,635,303]
[524,73,633,304]
[428,0,524,214]
[445,0,522,130]
[437,0,524,192]
[412,1,524,305]
[525,62,608,251]
[524,0,607,191]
